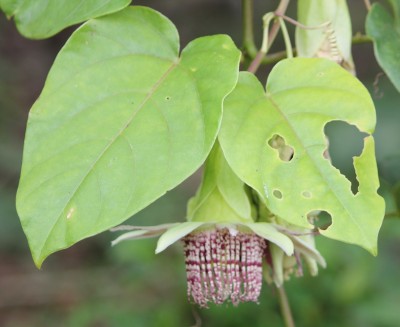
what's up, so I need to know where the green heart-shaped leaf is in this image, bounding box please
[366,2,400,92]
[0,0,130,39]
[219,58,385,255]
[17,6,241,267]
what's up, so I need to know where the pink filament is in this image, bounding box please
[183,228,266,307]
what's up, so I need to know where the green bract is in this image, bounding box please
[187,142,254,224]
[110,143,298,258]
[0,0,131,39]
[16,6,241,267]
[366,1,400,92]
[219,58,385,255]
[165,142,295,256]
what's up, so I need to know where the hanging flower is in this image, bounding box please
[111,142,325,307]
[112,217,294,307]
[182,226,266,306]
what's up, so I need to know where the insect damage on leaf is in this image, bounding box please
[268,134,294,162]
[219,58,385,255]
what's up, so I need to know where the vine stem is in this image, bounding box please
[247,0,290,73]
[276,285,295,327]
[245,34,371,67]
[363,0,372,11]
[276,13,330,30]
[278,18,293,58]
[242,0,257,57]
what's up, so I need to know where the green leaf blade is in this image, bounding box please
[0,0,131,39]
[17,6,241,267]
[219,58,385,254]
[366,3,400,92]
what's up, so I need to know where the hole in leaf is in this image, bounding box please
[324,121,367,195]
[302,190,312,198]
[308,210,332,230]
[273,189,283,199]
[268,134,294,162]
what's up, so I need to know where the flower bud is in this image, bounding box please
[295,0,355,73]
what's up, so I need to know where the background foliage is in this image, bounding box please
[1,1,399,326]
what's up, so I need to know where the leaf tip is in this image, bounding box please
[33,254,45,270]
[368,244,378,257]
[155,243,166,254]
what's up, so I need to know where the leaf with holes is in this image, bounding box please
[366,1,400,92]
[16,6,241,267]
[0,0,130,39]
[219,58,385,255]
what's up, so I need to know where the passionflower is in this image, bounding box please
[111,143,325,307]
[113,221,292,307]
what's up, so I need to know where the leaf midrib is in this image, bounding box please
[38,60,179,260]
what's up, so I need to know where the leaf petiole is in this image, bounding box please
[278,17,293,59]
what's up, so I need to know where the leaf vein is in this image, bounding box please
[38,61,179,258]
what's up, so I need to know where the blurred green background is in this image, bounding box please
[1,1,400,326]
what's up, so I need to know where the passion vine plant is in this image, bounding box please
[1,0,396,324]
